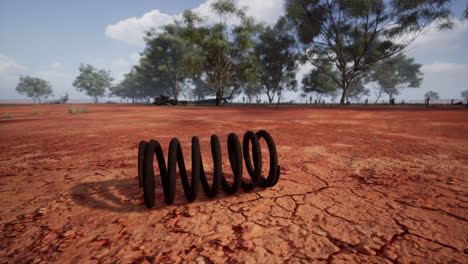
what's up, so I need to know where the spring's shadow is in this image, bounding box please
[70,171,263,212]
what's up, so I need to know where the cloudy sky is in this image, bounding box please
[1,0,467,102]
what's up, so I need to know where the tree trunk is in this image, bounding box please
[215,87,221,106]
[267,92,274,104]
[374,87,383,104]
[339,88,348,104]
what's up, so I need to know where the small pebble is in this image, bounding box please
[36,208,46,215]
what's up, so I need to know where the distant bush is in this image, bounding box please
[79,107,88,113]
[3,112,12,118]
[32,110,39,114]
[68,108,77,114]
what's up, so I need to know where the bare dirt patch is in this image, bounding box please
[0,105,467,263]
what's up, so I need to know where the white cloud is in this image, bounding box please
[422,62,468,73]
[0,54,26,73]
[0,54,27,100]
[296,62,314,78]
[90,53,140,83]
[105,9,180,45]
[104,0,284,46]
[237,0,283,24]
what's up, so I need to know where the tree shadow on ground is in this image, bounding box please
[70,172,262,213]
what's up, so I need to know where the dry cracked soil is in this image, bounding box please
[0,104,467,263]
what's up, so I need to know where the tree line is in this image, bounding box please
[16,0,468,105]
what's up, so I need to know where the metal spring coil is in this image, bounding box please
[138,130,280,208]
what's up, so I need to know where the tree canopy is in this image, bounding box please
[73,64,113,104]
[190,77,213,101]
[425,91,439,100]
[138,24,193,102]
[180,0,259,106]
[105,0,462,105]
[285,0,453,104]
[110,67,149,103]
[16,75,53,104]
[370,54,423,102]
[302,62,338,101]
[254,18,298,103]
[461,90,468,101]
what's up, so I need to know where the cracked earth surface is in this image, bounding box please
[0,105,467,263]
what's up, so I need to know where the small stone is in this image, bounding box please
[299,229,308,236]
[214,224,228,232]
[355,244,376,255]
[30,258,43,264]
[195,257,205,264]
[113,217,128,226]
[346,246,357,253]
[36,208,46,215]
[254,246,268,260]
[384,250,398,260]
[61,230,75,238]
[371,236,383,244]
[313,228,327,236]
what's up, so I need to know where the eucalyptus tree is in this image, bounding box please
[181,0,258,106]
[253,17,298,103]
[241,80,262,104]
[73,64,113,104]
[285,0,454,104]
[461,90,468,101]
[16,75,53,104]
[138,24,193,102]
[301,62,339,102]
[347,78,370,103]
[370,54,423,103]
[190,77,213,101]
[110,67,151,103]
[425,91,439,100]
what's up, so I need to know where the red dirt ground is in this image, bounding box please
[0,104,467,264]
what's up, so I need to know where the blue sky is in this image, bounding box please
[1,0,467,102]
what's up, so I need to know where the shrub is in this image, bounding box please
[68,108,77,114]
[32,110,39,114]
[2,112,12,118]
[79,107,88,113]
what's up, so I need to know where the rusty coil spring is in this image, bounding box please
[138,130,280,208]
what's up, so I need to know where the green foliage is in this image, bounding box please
[110,67,151,103]
[461,90,468,100]
[137,24,193,101]
[16,75,53,104]
[190,77,214,101]
[253,18,298,103]
[180,0,258,106]
[72,64,113,104]
[302,63,339,101]
[211,0,238,18]
[370,54,423,101]
[285,0,452,104]
[425,91,439,100]
[347,78,370,102]
[2,112,12,118]
[32,110,39,115]
[67,107,88,114]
